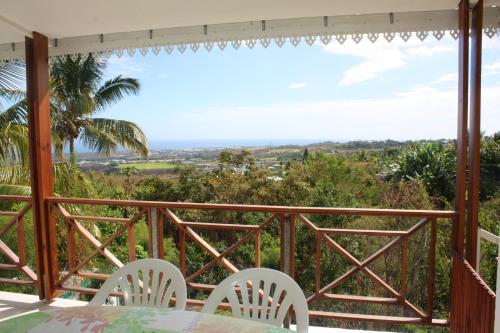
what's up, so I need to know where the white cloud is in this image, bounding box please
[150,84,500,141]
[324,40,406,85]
[483,36,500,51]
[288,82,308,89]
[106,56,150,77]
[432,73,458,84]
[323,39,455,86]
[484,60,500,76]
[485,61,500,70]
[405,45,454,57]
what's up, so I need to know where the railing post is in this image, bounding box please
[157,209,164,259]
[16,215,26,267]
[255,230,261,268]
[315,230,321,295]
[179,228,186,276]
[401,236,408,300]
[127,218,136,261]
[289,214,295,279]
[495,241,500,333]
[280,213,295,278]
[150,208,159,259]
[427,218,437,322]
[149,207,165,259]
[476,230,482,271]
[67,219,76,273]
[283,213,296,329]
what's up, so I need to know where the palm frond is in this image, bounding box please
[0,164,30,185]
[79,125,118,156]
[94,76,140,111]
[0,184,31,210]
[0,89,26,106]
[82,118,148,157]
[0,98,28,125]
[53,162,97,197]
[0,102,29,163]
[0,184,31,196]
[49,54,146,163]
[0,62,25,91]
[0,124,29,163]
[50,55,105,97]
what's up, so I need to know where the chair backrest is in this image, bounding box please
[202,268,308,333]
[90,258,187,309]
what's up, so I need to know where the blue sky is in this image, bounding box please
[101,35,500,143]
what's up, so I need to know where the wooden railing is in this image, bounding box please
[475,228,499,333]
[0,195,37,286]
[1,195,457,328]
[476,228,499,273]
[450,254,496,332]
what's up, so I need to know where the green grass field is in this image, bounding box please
[117,162,179,170]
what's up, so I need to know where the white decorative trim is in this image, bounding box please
[367,32,379,43]
[0,8,499,63]
[383,32,396,42]
[352,33,363,44]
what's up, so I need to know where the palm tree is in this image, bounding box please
[0,101,28,164]
[50,55,148,165]
[0,61,24,92]
[0,62,28,164]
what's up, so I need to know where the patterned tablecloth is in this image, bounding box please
[0,306,293,333]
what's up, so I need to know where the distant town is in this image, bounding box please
[75,139,454,178]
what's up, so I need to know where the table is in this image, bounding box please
[0,306,293,333]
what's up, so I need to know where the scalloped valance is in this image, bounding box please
[1,8,499,64]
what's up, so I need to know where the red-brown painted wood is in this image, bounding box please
[26,32,55,301]
[450,255,495,332]
[47,196,456,218]
[35,197,452,327]
[450,2,470,330]
[466,0,483,268]
[453,0,469,260]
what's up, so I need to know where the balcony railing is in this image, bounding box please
[0,195,37,286]
[450,254,496,332]
[0,195,459,329]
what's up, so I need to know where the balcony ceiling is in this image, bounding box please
[0,0,499,62]
[0,0,497,42]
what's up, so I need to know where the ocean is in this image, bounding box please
[146,139,335,150]
[73,138,349,152]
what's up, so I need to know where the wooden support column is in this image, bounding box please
[495,244,500,332]
[450,1,469,331]
[452,0,469,258]
[26,32,56,301]
[466,0,483,268]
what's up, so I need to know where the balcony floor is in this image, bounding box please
[0,291,390,332]
[0,290,87,322]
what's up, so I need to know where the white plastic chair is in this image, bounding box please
[90,258,187,309]
[202,268,309,333]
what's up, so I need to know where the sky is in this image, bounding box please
[101,34,500,144]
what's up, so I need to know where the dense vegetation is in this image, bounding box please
[17,136,494,332]
[0,60,498,332]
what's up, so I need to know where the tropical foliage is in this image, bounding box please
[0,61,24,91]
[0,57,148,196]
[1,137,499,332]
[1,59,499,333]
[50,55,148,165]
[388,143,456,205]
[0,62,28,164]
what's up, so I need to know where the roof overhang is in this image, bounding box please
[1,0,499,62]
